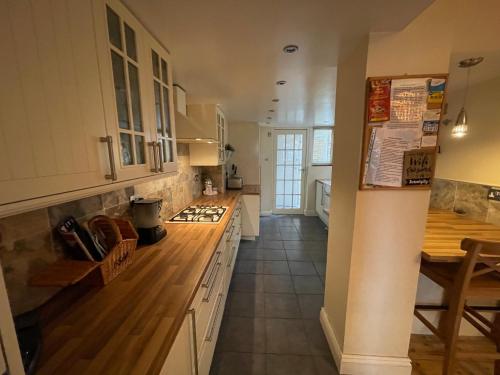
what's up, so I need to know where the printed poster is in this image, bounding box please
[390,78,429,123]
[402,149,435,186]
[368,79,391,123]
[427,78,446,108]
[421,109,440,147]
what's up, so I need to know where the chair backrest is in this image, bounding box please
[458,238,500,285]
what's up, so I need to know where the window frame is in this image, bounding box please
[311,126,334,166]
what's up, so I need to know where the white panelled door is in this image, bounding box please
[273,129,307,214]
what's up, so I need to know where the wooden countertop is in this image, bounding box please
[37,191,241,375]
[241,184,260,195]
[423,210,500,262]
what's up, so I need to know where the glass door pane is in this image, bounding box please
[274,130,306,212]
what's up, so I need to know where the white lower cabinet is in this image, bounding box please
[161,314,197,375]
[162,199,242,375]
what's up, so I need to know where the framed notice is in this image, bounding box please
[359,74,448,190]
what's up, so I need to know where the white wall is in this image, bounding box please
[259,126,274,215]
[322,1,461,373]
[436,76,500,186]
[227,121,260,185]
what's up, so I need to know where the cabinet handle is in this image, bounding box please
[188,309,199,375]
[227,245,236,268]
[203,262,221,302]
[205,293,224,342]
[157,141,164,172]
[100,136,117,181]
[149,142,159,173]
[202,252,221,288]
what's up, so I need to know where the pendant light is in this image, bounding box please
[451,57,484,138]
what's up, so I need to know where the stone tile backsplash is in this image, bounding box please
[0,144,201,315]
[430,178,500,224]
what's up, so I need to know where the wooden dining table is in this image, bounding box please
[423,210,500,263]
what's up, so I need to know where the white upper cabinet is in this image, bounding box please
[93,0,158,180]
[144,35,178,174]
[0,0,112,208]
[0,0,178,215]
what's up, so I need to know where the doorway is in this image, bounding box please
[273,129,307,214]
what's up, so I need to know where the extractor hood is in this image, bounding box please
[174,85,217,144]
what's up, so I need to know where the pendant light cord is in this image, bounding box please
[463,67,471,107]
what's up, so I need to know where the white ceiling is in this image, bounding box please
[124,0,434,127]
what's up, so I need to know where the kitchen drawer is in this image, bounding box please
[197,276,229,375]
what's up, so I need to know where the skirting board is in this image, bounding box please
[319,308,412,375]
[303,210,317,216]
[260,210,272,216]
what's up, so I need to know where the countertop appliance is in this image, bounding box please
[131,198,167,244]
[227,164,243,189]
[169,205,227,223]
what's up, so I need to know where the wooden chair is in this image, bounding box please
[415,238,500,374]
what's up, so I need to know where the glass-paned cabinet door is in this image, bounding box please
[150,44,176,173]
[105,5,147,170]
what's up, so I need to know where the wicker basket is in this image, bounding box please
[88,216,138,285]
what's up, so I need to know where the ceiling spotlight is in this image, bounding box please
[272,98,280,102]
[276,80,287,86]
[268,109,275,112]
[267,117,272,120]
[283,44,299,54]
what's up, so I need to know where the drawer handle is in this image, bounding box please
[226,226,235,241]
[203,262,221,302]
[227,246,236,268]
[205,293,224,342]
[100,136,117,181]
[202,251,221,288]
[225,218,235,233]
[188,309,199,375]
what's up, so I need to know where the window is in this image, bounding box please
[312,128,333,165]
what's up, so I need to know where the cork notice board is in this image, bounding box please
[359,74,448,190]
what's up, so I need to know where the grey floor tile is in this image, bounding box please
[298,294,324,319]
[283,241,306,250]
[240,240,260,249]
[263,260,290,275]
[288,261,317,276]
[309,250,327,262]
[228,292,265,317]
[261,232,282,241]
[258,240,284,250]
[238,248,265,260]
[285,250,311,262]
[264,293,301,319]
[279,232,302,240]
[265,318,310,355]
[314,354,339,375]
[210,352,266,375]
[263,250,287,261]
[301,232,328,241]
[266,354,318,375]
[236,260,264,274]
[293,275,324,294]
[231,274,264,293]
[304,319,331,355]
[219,317,266,353]
[263,275,295,294]
[302,241,328,251]
[314,261,326,276]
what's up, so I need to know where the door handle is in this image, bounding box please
[100,136,117,181]
[157,141,164,172]
[149,142,159,173]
